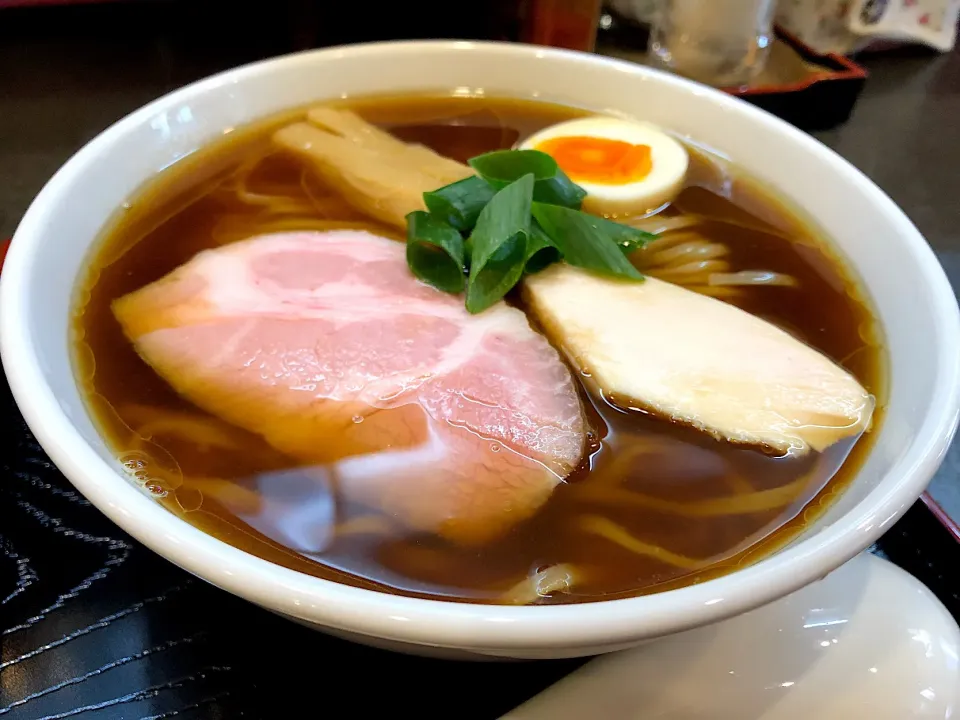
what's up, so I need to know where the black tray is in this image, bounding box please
[2,242,958,720]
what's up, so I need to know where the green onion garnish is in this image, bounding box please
[405,210,466,293]
[524,222,560,274]
[407,149,653,314]
[424,176,496,232]
[469,149,587,209]
[531,203,643,280]
[465,174,534,314]
[594,217,657,253]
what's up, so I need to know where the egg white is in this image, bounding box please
[519,117,689,217]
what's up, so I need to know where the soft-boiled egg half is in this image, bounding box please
[519,117,689,217]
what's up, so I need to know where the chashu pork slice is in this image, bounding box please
[113,230,587,544]
[522,263,873,455]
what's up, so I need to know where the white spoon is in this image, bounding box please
[503,553,960,719]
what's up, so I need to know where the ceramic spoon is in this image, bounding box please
[502,553,960,719]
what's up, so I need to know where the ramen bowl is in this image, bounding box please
[2,41,958,660]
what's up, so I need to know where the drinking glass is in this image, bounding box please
[648,0,778,87]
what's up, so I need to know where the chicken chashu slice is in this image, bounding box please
[522,264,874,455]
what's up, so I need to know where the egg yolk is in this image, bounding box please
[535,136,653,185]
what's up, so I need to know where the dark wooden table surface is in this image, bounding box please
[0,4,958,718]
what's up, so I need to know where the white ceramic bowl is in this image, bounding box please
[2,41,958,660]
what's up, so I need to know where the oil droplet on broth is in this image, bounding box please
[352,415,364,424]
[145,481,168,498]
[175,485,204,513]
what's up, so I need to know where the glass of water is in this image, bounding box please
[647,0,778,88]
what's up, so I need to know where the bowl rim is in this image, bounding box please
[3,39,959,650]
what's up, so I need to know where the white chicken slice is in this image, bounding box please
[522,264,874,455]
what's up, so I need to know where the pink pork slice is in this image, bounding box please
[113,230,587,544]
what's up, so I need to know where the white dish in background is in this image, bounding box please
[503,553,960,719]
[1,41,958,659]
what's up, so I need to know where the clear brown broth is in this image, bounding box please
[73,95,884,603]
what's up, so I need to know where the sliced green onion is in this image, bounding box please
[469,149,587,209]
[465,174,534,314]
[405,211,466,293]
[531,202,643,280]
[525,222,560,274]
[596,218,657,253]
[405,147,660,312]
[463,235,474,270]
[423,175,496,232]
